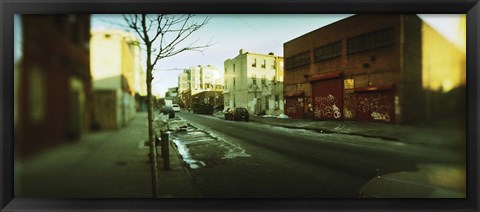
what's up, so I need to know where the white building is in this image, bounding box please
[189,65,224,95]
[178,70,191,94]
[224,49,284,115]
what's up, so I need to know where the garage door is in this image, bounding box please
[356,90,394,123]
[285,96,304,119]
[311,78,343,120]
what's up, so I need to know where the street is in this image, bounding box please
[170,112,464,198]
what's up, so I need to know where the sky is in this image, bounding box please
[91,14,465,97]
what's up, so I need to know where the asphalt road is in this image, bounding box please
[173,112,464,198]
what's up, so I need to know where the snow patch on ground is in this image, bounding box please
[172,138,207,169]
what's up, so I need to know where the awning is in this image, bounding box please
[309,70,342,82]
[284,90,304,97]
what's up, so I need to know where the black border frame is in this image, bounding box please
[1,0,479,211]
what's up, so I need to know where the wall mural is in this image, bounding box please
[314,94,341,119]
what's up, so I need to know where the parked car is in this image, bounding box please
[192,103,214,115]
[172,104,181,112]
[224,107,249,122]
[160,106,175,118]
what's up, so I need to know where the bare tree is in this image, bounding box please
[123,14,211,198]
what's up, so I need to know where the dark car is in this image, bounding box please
[192,103,214,115]
[224,107,249,122]
[160,106,175,118]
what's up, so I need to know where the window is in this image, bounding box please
[271,62,276,69]
[261,59,266,68]
[285,51,310,70]
[252,75,257,85]
[261,76,266,85]
[314,41,341,62]
[347,28,394,54]
[252,58,257,67]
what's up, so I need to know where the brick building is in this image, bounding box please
[284,14,465,124]
[15,15,92,159]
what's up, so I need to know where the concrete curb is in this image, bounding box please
[250,118,399,141]
[211,114,462,149]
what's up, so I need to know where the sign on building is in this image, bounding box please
[344,79,354,90]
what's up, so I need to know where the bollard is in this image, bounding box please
[161,131,170,170]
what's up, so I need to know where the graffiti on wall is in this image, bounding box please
[344,109,353,119]
[343,93,355,119]
[371,112,390,121]
[357,93,392,122]
[285,99,298,114]
[314,94,341,119]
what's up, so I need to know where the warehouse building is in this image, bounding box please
[283,14,465,124]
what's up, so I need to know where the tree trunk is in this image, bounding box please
[146,64,160,198]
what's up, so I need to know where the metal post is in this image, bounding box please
[161,131,170,170]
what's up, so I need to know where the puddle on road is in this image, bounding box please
[170,125,250,169]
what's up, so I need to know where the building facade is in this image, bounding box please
[165,87,180,105]
[284,14,465,124]
[189,65,224,95]
[135,63,147,112]
[178,69,191,108]
[224,49,285,115]
[15,14,92,159]
[183,65,225,108]
[90,29,141,129]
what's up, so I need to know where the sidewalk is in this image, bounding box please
[249,115,465,149]
[15,112,197,198]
